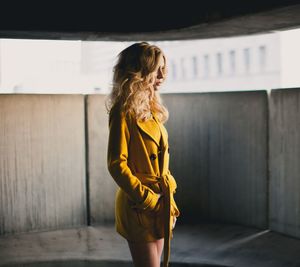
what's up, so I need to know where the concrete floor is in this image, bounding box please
[1,222,300,267]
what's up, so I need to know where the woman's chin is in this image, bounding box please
[154,84,161,91]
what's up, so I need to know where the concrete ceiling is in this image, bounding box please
[1,1,300,41]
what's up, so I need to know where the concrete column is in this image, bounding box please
[269,88,300,238]
[86,95,117,224]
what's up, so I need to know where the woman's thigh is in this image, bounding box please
[127,238,164,267]
[156,238,164,261]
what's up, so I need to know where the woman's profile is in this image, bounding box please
[106,41,180,267]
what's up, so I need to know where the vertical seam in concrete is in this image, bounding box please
[84,95,91,226]
[266,90,271,229]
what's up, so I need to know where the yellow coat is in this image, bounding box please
[107,102,180,266]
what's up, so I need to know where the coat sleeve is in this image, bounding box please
[107,109,159,211]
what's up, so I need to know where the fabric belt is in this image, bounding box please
[160,174,172,267]
[134,172,173,267]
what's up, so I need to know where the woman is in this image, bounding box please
[106,42,180,267]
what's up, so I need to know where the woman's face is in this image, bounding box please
[152,55,166,91]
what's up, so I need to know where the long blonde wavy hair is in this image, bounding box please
[105,42,169,123]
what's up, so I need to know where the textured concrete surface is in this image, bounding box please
[3,90,300,247]
[0,92,269,234]
[0,94,87,235]
[269,88,300,238]
[87,92,268,230]
[163,92,268,229]
[0,261,230,267]
[86,95,117,225]
[1,223,300,267]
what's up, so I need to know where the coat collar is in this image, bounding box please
[136,114,160,146]
[136,112,167,148]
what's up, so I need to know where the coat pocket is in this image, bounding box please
[136,200,166,231]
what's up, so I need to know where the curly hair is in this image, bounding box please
[105,42,169,123]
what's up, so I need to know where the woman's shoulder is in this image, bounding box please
[109,102,133,123]
[109,101,123,116]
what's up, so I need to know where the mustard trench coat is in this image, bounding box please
[107,102,180,266]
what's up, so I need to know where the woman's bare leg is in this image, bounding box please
[127,238,164,267]
[156,238,164,263]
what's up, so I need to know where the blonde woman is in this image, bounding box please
[106,42,180,267]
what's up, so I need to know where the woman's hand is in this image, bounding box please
[151,193,163,213]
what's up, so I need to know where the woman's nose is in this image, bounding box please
[157,68,163,79]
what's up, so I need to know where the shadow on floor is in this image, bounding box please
[1,223,300,267]
[2,259,233,267]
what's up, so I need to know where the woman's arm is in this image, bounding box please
[107,109,159,211]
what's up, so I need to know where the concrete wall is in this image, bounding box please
[0,95,87,235]
[163,92,268,228]
[2,90,300,240]
[86,92,267,229]
[269,88,300,238]
[86,95,117,224]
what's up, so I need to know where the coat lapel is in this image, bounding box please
[136,116,161,147]
[152,113,169,175]
[136,112,169,176]
[152,112,168,149]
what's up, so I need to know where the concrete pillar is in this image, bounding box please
[269,88,300,238]
[86,95,117,224]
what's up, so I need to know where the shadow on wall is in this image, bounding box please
[0,88,300,241]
